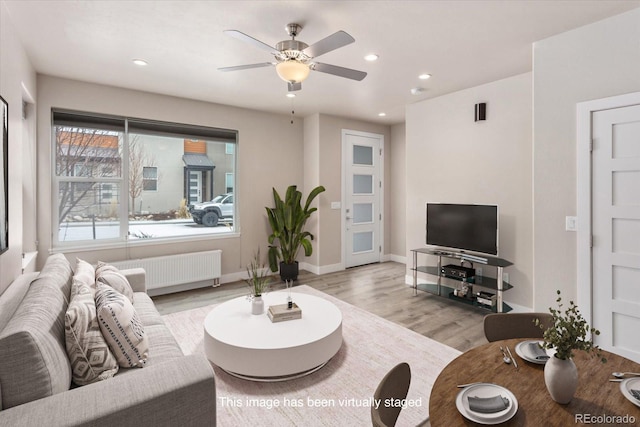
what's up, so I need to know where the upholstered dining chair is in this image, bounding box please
[483,312,554,342]
[371,362,412,427]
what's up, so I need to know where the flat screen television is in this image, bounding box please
[426,203,498,256]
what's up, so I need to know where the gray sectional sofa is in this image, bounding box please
[0,254,216,426]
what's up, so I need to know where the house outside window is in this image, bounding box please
[52,110,237,246]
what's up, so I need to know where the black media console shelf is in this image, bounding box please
[410,248,513,313]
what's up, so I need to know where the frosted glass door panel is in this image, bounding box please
[353,145,373,165]
[353,203,373,224]
[353,175,373,194]
[353,231,373,253]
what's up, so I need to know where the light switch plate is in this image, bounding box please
[331,201,341,210]
[565,216,577,231]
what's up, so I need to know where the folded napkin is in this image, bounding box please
[527,342,550,360]
[467,395,510,414]
[630,389,640,401]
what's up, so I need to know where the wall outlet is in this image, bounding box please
[503,272,510,284]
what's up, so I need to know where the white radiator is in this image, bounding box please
[111,250,222,291]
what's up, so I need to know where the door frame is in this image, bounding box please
[341,129,385,268]
[576,91,640,325]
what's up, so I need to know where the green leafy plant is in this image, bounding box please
[537,290,606,362]
[265,185,326,272]
[245,248,270,297]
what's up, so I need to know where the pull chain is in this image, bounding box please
[290,96,295,124]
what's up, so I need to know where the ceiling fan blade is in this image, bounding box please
[218,63,274,72]
[311,62,367,81]
[223,30,280,56]
[303,31,355,58]
[288,82,302,92]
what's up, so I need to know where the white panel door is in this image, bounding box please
[343,131,382,268]
[592,104,640,363]
[188,171,202,204]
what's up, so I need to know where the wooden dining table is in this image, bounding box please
[429,338,640,426]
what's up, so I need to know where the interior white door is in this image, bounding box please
[592,103,640,363]
[343,131,382,268]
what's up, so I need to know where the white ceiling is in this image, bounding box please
[4,0,639,124]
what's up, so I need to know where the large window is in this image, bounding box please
[53,110,237,246]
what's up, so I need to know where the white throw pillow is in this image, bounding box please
[65,278,119,385]
[96,262,134,303]
[95,283,149,368]
[73,258,96,298]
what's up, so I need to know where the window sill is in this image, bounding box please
[50,231,241,255]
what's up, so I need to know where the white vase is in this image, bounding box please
[544,355,578,404]
[251,296,264,315]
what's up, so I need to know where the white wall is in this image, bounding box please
[0,2,37,295]
[36,75,304,280]
[533,8,640,310]
[406,73,533,309]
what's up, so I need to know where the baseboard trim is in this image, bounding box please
[389,254,406,264]
[300,261,344,276]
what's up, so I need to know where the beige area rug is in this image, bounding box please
[162,285,461,426]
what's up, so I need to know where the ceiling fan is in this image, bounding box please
[218,23,367,92]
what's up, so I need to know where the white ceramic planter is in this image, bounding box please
[544,355,578,404]
[251,296,264,315]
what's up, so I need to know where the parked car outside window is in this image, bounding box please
[189,194,233,227]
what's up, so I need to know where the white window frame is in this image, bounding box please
[52,110,239,250]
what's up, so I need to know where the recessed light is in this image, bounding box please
[286,93,296,98]
[419,73,431,80]
[378,112,386,117]
[132,59,148,66]
[364,54,379,62]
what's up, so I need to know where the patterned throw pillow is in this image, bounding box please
[95,282,148,368]
[65,278,119,385]
[96,262,134,303]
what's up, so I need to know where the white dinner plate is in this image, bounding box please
[620,378,640,408]
[455,383,518,424]
[515,340,553,364]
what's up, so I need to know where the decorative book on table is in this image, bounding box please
[268,303,302,322]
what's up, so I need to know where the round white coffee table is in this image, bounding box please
[203,291,343,381]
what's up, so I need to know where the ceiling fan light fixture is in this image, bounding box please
[276,60,310,83]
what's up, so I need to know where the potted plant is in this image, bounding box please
[537,290,605,404]
[245,249,271,315]
[265,184,326,281]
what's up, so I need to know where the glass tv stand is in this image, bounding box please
[410,247,513,313]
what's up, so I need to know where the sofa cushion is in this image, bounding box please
[96,263,134,303]
[132,293,167,327]
[30,253,73,302]
[0,254,73,409]
[65,278,119,386]
[95,283,149,368]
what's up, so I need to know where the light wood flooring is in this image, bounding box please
[152,261,490,352]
